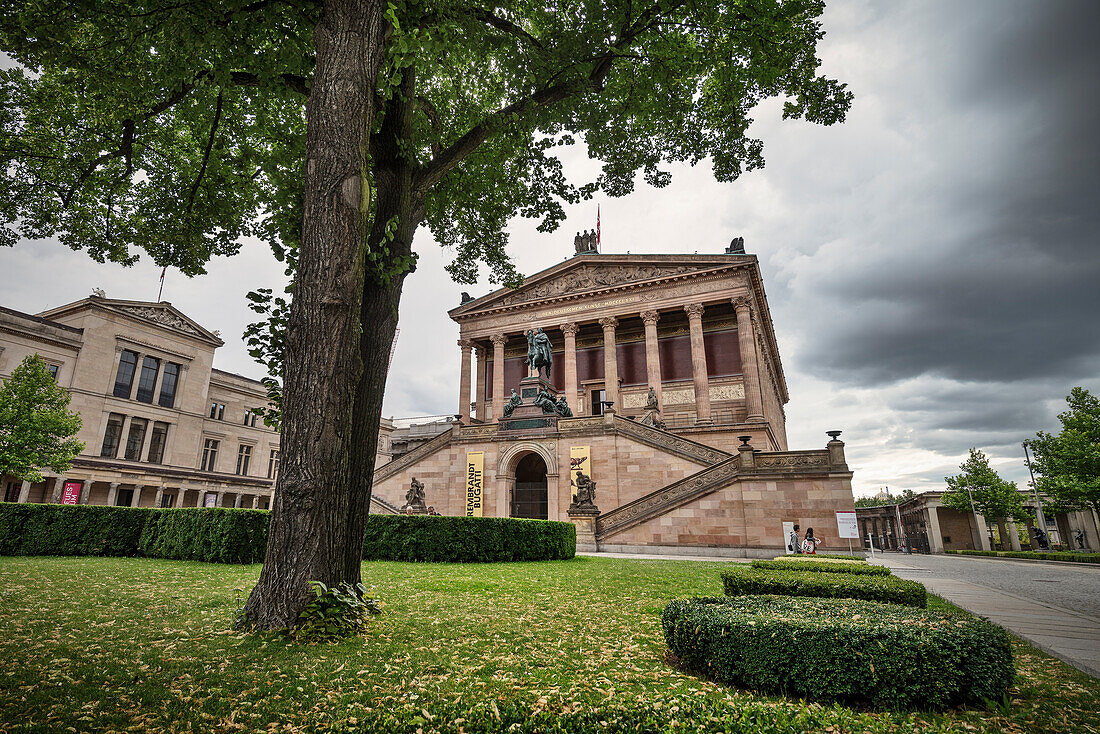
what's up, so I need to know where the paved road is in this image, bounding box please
[873,553,1100,678]
[871,552,1100,617]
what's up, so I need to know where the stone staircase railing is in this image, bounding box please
[609,415,731,466]
[369,494,403,514]
[373,428,454,483]
[595,456,741,540]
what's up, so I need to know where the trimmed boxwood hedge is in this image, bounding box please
[662,596,1014,710]
[752,557,892,576]
[0,503,575,564]
[723,566,927,608]
[0,503,269,562]
[947,549,1100,564]
[361,514,576,562]
[782,552,866,561]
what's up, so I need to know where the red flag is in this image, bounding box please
[596,205,601,251]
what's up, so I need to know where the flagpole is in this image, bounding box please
[157,267,166,301]
[596,205,601,252]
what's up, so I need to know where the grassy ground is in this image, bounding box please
[0,556,1097,733]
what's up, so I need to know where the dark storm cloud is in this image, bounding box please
[795,0,1100,388]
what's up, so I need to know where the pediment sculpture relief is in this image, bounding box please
[495,264,704,307]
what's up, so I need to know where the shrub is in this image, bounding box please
[946,549,1099,564]
[0,503,153,557]
[723,566,927,607]
[662,596,1014,710]
[290,582,382,642]
[782,552,866,561]
[751,557,892,576]
[361,514,576,562]
[138,507,269,563]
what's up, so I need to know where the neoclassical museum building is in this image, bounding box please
[371,241,857,555]
[0,296,282,510]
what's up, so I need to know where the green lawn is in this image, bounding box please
[0,556,1097,733]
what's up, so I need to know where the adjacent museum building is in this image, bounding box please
[0,297,281,509]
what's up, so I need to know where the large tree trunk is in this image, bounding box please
[346,66,423,551]
[242,0,386,630]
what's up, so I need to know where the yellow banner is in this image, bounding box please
[465,451,484,517]
[569,446,591,500]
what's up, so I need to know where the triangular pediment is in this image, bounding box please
[40,298,224,346]
[451,254,749,317]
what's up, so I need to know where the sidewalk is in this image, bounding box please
[875,556,1100,679]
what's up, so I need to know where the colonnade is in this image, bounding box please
[12,477,270,509]
[456,296,767,425]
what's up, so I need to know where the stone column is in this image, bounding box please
[457,339,473,423]
[234,494,244,508]
[926,506,945,553]
[79,480,91,505]
[640,310,663,411]
[474,346,488,421]
[973,512,992,551]
[684,303,712,424]
[130,485,142,508]
[49,478,64,503]
[732,296,765,422]
[17,480,31,503]
[154,486,165,508]
[560,323,580,416]
[251,494,259,509]
[106,482,120,507]
[197,490,206,507]
[216,491,226,507]
[1008,520,1023,551]
[490,334,507,421]
[599,317,619,410]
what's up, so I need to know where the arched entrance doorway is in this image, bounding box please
[512,452,548,519]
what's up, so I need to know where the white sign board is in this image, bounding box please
[836,511,859,539]
[781,521,796,553]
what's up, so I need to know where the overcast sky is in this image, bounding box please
[3,0,1098,497]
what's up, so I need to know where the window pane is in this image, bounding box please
[46,363,60,380]
[158,363,179,407]
[124,418,147,460]
[114,351,138,398]
[267,449,279,479]
[147,422,169,463]
[243,409,251,426]
[100,413,125,458]
[218,404,225,421]
[201,438,219,472]
[236,445,252,475]
[135,356,160,403]
[210,402,218,418]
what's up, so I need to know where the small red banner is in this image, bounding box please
[61,480,82,505]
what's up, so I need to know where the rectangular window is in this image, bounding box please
[100,413,125,458]
[267,449,280,479]
[46,363,60,380]
[236,444,252,476]
[135,356,160,403]
[113,350,138,398]
[590,389,607,416]
[124,418,147,461]
[146,421,169,463]
[3,482,19,503]
[209,402,225,420]
[201,439,219,472]
[158,363,180,407]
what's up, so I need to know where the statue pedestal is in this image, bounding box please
[500,375,562,431]
[567,505,600,552]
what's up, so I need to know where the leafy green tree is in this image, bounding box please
[942,448,1027,523]
[0,355,84,483]
[1,0,852,628]
[1027,387,1100,515]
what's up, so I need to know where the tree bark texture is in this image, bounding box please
[346,66,424,551]
[243,0,385,630]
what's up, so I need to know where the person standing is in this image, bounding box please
[789,524,802,554]
[802,527,821,554]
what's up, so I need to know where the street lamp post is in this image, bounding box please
[963,476,987,551]
[1022,441,1049,549]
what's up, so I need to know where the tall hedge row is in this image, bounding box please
[0,503,575,564]
[751,558,892,576]
[662,596,1014,710]
[362,515,576,562]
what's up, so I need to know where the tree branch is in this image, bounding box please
[186,92,224,218]
[414,0,684,195]
[466,8,544,50]
[229,70,311,97]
